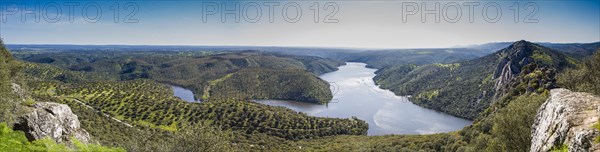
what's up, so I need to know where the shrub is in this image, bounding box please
[0,123,124,152]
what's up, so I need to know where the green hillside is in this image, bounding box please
[340,48,481,69]
[374,40,577,119]
[15,50,342,103]
[0,39,129,151]
[206,68,333,103]
[0,38,24,124]
[29,80,367,140]
[4,39,600,151]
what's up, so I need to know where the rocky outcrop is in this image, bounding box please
[493,40,535,92]
[530,88,600,152]
[13,102,91,144]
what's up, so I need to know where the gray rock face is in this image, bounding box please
[530,88,600,152]
[13,102,91,144]
[493,40,537,97]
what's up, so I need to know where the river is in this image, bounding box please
[171,85,201,102]
[172,62,472,135]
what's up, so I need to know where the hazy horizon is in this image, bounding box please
[5,40,599,50]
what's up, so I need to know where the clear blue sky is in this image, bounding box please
[0,0,598,48]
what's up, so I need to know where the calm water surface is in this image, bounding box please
[171,85,200,102]
[254,62,472,135]
[172,62,472,135]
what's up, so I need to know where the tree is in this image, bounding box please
[0,37,20,124]
[559,50,600,95]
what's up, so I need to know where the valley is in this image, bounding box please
[1,1,598,151]
[255,62,471,135]
[2,40,600,151]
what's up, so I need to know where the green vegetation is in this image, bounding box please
[542,42,600,59]
[0,40,126,151]
[293,133,466,151]
[23,79,367,151]
[0,38,23,124]
[39,90,237,151]
[30,80,367,140]
[343,48,481,69]
[532,50,554,65]
[434,63,461,70]
[373,64,417,86]
[550,144,568,152]
[4,39,599,151]
[485,93,548,151]
[374,41,574,119]
[594,121,600,143]
[375,55,498,119]
[2,121,231,152]
[5,42,364,151]
[352,41,587,151]
[207,68,332,103]
[558,50,600,96]
[417,90,439,100]
[16,50,342,103]
[275,90,548,152]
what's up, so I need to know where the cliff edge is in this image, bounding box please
[530,88,600,152]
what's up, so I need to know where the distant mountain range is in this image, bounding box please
[462,41,600,58]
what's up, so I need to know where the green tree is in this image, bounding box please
[559,50,600,95]
[487,93,548,151]
[0,37,21,124]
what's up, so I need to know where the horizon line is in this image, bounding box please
[5,40,600,50]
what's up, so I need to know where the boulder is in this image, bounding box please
[530,88,600,152]
[13,102,91,144]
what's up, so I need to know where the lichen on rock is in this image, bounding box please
[530,88,600,152]
[13,102,91,145]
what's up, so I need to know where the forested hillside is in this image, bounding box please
[205,68,333,103]
[267,42,600,152]
[14,50,343,103]
[452,47,600,151]
[336,42,598,71]
[338,48,481,69]
[4,39,600,151]
[558,49,600,95]
[0,39,20,124]
[0,39,128,151]
[374,41,578,119]
[541,42,600,59]
[29,80,367,139]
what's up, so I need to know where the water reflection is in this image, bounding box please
[171,85,201,102]
[255,62,472,135]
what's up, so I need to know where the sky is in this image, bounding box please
[0,0,598,49]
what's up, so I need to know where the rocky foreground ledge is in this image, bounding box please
[13,102,91,145]
[530,88,600,152]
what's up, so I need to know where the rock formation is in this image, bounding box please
[530,88,600,152]
[13,102,91,144]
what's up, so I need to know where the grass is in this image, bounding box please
[418,90,439,100]
[549,144,568,152]
[594,121,600,143]
[482,74,494,84]
[203,73,234,100]
[532,50,553,65]
[0,123,124,152]
[434,63,461,70]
